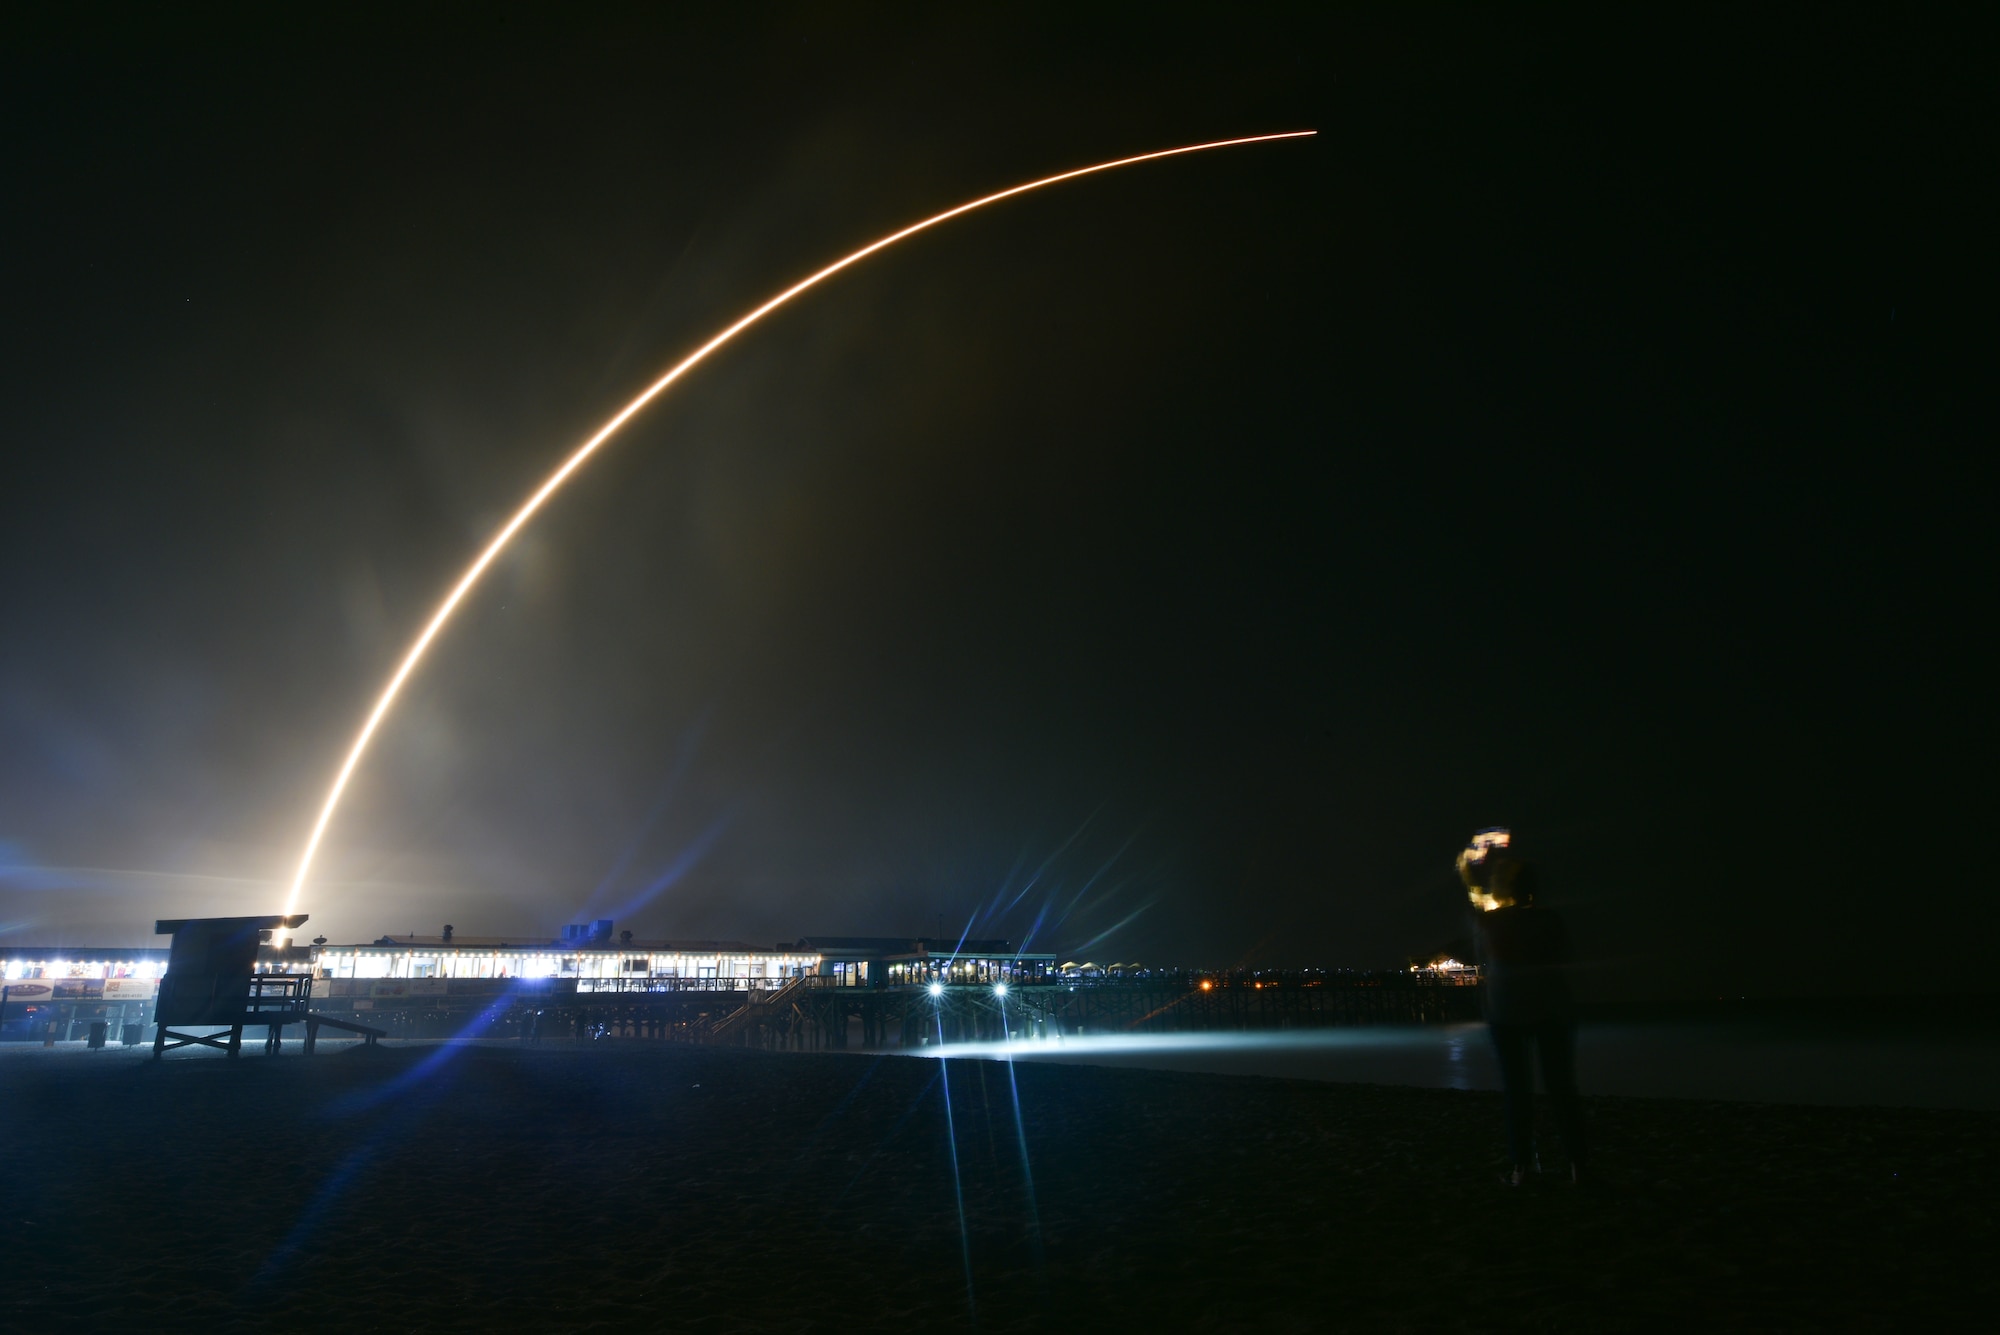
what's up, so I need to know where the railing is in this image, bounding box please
[752,974,815,1009]
[706,985,792,1040]
[573,976,798,995]
[1047,971,1478,990]
[243,974,313,1019]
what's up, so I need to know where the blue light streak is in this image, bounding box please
[258,986,544,1287]
[832,1067,940,1207]
[996,807,1099,918]
[934,998,975,1318]
[995,992,1045,1268]
[1063,898,1156,956]
[251,1138,379,1291]
[599,810,731,922]
[581,713,709,910]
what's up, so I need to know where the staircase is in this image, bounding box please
[704,974,815,1043]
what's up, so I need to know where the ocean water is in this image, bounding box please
[909,1017,2000,1110]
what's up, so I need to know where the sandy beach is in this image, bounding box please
[3,1041,1994,1331]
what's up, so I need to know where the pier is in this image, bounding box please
[8,928,1478,1051]
[295,970,1479,1048]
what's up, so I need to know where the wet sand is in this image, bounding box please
[909,1017,2000,1109]
[3,1041,1994,1331]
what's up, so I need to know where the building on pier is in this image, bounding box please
[3,923,1478,1048]
[1,926,1058,1043]
[296,930,1060,1047]
[1,948,171,1043]
[797,937,1056,990]
[308,931,1054,991]
[315,935,822,988]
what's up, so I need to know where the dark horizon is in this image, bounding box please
[3,6,1991,1000]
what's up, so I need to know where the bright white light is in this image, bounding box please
[928,982,945,997]
[910,1029,1433,1062]
[992,982,1008,997]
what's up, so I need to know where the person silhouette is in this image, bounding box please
[1458,828,1587,1185]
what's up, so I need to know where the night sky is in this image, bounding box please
[3,6,1990,997]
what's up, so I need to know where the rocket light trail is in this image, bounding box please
[282,130,1316,926]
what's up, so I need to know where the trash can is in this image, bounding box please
[121,1023,144,1046]
[87,1020,108,1049]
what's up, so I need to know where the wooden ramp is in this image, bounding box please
[301,1012,387,1052]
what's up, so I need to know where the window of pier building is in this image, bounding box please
[315,945,817,985]
[2,954,170,982]
[886,955,1050,987]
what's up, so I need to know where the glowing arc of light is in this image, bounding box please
[283,130,1317,922]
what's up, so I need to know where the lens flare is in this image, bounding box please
[282,130,1316,923]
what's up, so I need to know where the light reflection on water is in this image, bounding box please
[903,1020,2000,1110]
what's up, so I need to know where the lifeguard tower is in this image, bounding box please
[151,914,383,1057]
